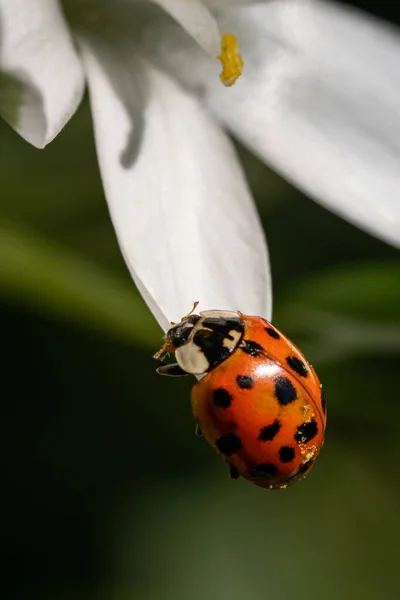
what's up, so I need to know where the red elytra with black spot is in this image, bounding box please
[154,310,326,490]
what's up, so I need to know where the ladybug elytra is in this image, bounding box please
[154,305,326,490]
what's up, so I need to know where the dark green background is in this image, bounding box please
[1,2,400,599]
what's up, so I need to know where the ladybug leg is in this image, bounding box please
[195,424,203,436]
[229,463,240,480]
[156,363,189,377]
[153,340,175,360]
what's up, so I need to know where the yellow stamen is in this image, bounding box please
[218,33,243,87]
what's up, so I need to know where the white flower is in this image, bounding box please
[1,0,400,332]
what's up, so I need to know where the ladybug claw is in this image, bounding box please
[229,463,240,480]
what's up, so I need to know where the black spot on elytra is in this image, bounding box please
[216,433,242,456]
[265,327,280,340]
[241,340,264,357]
[252,463,278,478]
[295,419,318,444]
[213,387,232,408]
[298,458,315,474]
[258,419,281,442]
[229,463,240,479]
[286,356,308,377]
[321,385,326,414]
[236,375,253,389]
[279,446,296,463]
[274,376,297,405]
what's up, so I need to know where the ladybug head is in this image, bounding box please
[167,314,202,349]
[171,310,244,375]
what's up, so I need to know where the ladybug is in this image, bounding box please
[154,303,326,489]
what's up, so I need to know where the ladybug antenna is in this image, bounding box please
[180,301,199,322]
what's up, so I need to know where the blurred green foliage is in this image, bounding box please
[1,5,400,597]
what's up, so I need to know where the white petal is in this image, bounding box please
[149,0,221,57]
[151,0,400,246]
[0,0,85,148]
[203,1,264,6]
[210,0,400,247]
[79,42,271,330]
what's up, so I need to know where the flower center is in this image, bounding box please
[63,0,243,86]
[219,34,243,87]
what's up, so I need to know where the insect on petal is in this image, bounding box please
[79,41,271,331]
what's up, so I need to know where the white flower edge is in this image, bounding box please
[79,40,271,330]
[0,0,84,148]
[149,0,221,56]
[149,0,400,247]
[213,0,400,247]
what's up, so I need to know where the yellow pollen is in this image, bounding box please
[218,33,243,87]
